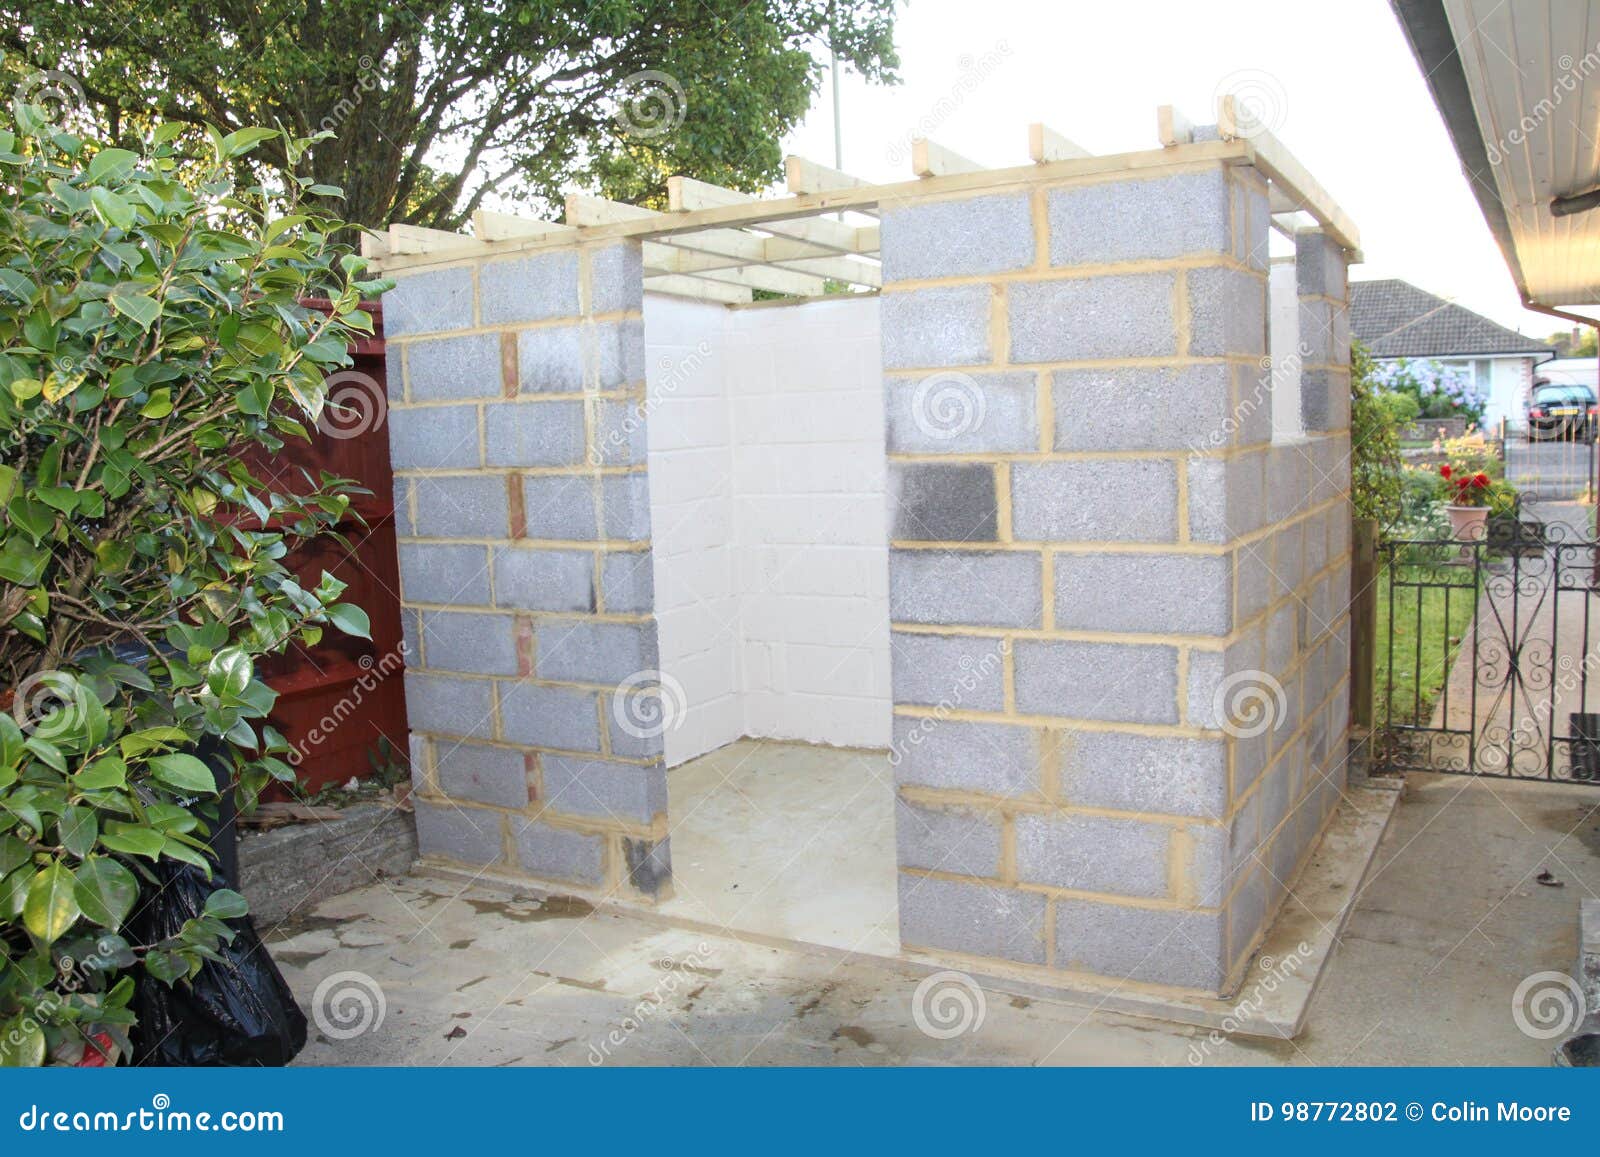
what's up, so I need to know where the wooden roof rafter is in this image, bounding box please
[369,113,1360,301]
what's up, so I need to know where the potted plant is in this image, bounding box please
[1440,463,1492,559]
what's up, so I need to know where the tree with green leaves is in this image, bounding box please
[0,0,900,230]
[0,93,382,1064]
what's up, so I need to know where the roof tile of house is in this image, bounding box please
[1348,278,1555,358]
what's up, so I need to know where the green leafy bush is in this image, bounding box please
[1351,342,1405,527]
[0,100,386,1064]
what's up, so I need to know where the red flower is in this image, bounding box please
[1473,472,1490,487]
[1440,464,1453,479]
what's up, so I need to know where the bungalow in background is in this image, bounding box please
[1349,277,1554,432]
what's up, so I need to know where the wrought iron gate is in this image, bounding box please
[1374,519,1600,783]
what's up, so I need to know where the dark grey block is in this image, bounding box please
[888,463,998,542]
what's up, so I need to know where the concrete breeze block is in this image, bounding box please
[1048,169,1229,264]
[897,874,1047,964]
[1052,364,1232,452]
[513,819,605,886]
[888,463,998,542]
[399,543,491,606]
[1055,898,1225,991]
[1053,551,1233,635]
[414,801,502,866]
[881,192,1035,280]
[889,630,1008,713]
[498,681,602,752]
[1015,812,1170,897]
[1233,176,1272,272]
[480,250,580,326]
[1295,230,1348,300]
[894,798,1003,877]
[889,549,1041,628]
[600,551,654,613]
[594,398,648,466]
[492,546,594,613]
[405,673,495,741]
[1059,730,1228,819]
[1014,639,1179,724]
[405,333,501,402]
[1011,460,1178,543]
[540,755,667,824]
[603,474,652,541]
[1186,453,1264,544]
[387,404,480,470]
[516,324,585,394]
[534,619,657,685]
[420,610,519,676]
[484,401,586,468]
[1009,274,1176,363]
[892,716,1042,797]
[590,243,644,314]
[384,266,474,337]
[437,742,531,809]
[1301,368,1351,431]
[411,475,510,540]
[880,286,992,369]
[1187,267,1266,358]
[884,371,1039,454]
[521,475,598,540]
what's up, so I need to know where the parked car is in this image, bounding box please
[1524,381,1597,441]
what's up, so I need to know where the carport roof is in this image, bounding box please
[1350,278,1557,359]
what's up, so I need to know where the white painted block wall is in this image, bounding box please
[1269,258,1304,440]
[642,296,742,764]
[645,295,891,766]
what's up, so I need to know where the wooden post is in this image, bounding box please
[1349,517,1380,730]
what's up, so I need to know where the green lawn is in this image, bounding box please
[1373,559,1481,728]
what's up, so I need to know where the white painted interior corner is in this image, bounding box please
[644,294,891,766]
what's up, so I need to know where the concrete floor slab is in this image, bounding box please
[655,739,899,956]
[268,768,1600,1066]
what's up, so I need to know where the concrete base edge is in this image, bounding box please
[413,785,1401,1041]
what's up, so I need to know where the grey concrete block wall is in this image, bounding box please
[881,161,1356,998]
[384,240,671,903]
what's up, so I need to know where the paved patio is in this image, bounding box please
[267,771,1599,1066]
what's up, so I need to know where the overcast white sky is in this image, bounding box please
[779,0,1564,339]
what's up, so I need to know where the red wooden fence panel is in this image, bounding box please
[247,303,408,793]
